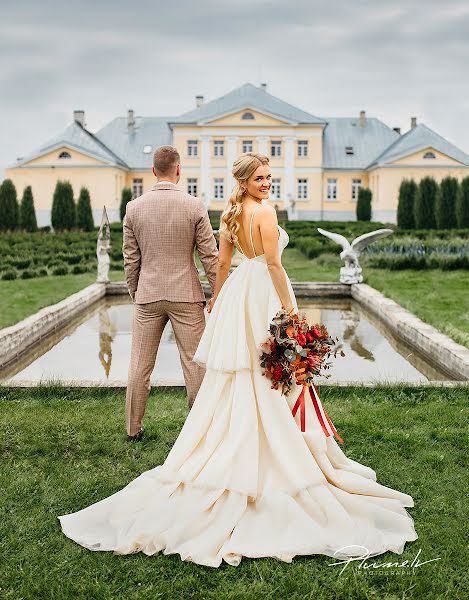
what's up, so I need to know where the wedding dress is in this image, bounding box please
[59,205,418,567]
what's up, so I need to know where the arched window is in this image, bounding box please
[241,111,255,120]
[423,151,436,159]
[58,151,71,159]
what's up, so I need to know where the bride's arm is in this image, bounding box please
[208,234,234,311]
[259,205,295,313]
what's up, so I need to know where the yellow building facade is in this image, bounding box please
[6,84,469,225]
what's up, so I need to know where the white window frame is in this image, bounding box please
[214,178,224,200]
[270,140,281,158]
[213,140,224,157]
[352,178,362,201]
[132,178,143,198]
[242,139,253,153]
[187,139,198,157]
[297,140,308,157]
[297,178,308,200]
[327,178,338,201]
[187,178,197,196]
[271,178,281,200]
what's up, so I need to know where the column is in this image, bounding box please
[256,135,269,156]
[201,134,212,208]
[226,136,238,196]
[284,136,295,219]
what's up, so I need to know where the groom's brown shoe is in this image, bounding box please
[127,427,144,442]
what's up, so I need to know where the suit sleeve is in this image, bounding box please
[194,199,219,294]
[122,208,141,301]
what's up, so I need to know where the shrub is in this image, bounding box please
[76,187,94,231]
[38,268,48,277]
[52,264,69,276]
[456,176,469,228]
[51,181,76,230]
[14,258,32,269]
[72,264,88,274]
[21,269,37,279]
[356,188,372,221]
[120,188,133,221]
[0,179,19,231]
[415,177,437,229]
[1,270,17,280]
[19,185,38,232]
[397,179,417,229]
[436,176,458,229]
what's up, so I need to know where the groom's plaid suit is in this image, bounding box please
[123,181,218,436]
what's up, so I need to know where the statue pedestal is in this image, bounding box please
[339,265,363,285]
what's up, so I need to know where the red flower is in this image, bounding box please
[305,331,314,343]
[272,367,283,381]
[311,328,322,339]
[296,333,307,347]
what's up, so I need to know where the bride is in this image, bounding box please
[59,153,418,567]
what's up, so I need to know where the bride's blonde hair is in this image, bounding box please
[219,152,270,245]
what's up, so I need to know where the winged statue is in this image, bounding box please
[317,227,393,284]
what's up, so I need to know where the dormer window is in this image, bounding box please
[423,151,436,159]
[345,146,354,155]
[58,151,71,159]
[143,145,152,154]
[242,111,255,120]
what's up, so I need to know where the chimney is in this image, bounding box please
[411,116,417,129]
[260,82,267,91]
[393,127,401,135]
[73,110,85,127]
[128,109,135,132]
[195,95,204,107]
[359,110,366,127]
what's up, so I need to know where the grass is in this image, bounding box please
[0,385,467,599]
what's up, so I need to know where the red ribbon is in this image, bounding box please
[291,383,344,444]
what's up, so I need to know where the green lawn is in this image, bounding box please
[0,385,466,599]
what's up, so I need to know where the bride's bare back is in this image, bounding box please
[235,202,280,259]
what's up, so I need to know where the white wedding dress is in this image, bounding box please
[59,206,418,567]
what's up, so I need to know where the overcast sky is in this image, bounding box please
[1,0,469,179]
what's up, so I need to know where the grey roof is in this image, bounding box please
[173,83,326,125]
[322,117,399,170]
[14,121,127,168]
[368,123,469,167]
[96,117,173,170]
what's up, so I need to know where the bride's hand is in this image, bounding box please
[282,305,296,316]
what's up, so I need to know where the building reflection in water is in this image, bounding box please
[98,308,117,378]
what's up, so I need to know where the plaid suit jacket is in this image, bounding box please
[122,182,218,304]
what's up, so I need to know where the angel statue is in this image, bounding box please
[97,206,111,283]
[317,227,393,284]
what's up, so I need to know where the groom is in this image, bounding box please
[122,145,219,440]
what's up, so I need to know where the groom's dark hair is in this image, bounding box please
[153,145,180,176]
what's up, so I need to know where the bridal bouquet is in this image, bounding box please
[259,308,343,397]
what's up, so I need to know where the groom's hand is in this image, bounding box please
[207,297,216,313]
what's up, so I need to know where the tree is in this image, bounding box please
[51,180,76,230]
[76,187,94,231]
[397,179,417,230]
[456,176,469,228]
[414,176,437,229]
[356,187,372,221]
[120,187,132,221]
[19,185,38,232]
[0,179,19,231]
[436,176,458,229]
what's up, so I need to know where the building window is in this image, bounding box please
[214,178,224,200]
[297,140,308,157]
[58,151,71,159]
[213,140,224,157]
[327,178,338,201]
[297,178,308,200]
[352,178,362,201]
[242,140,253,153]
[423,151,436,159]
[271,178,281,200]
[143,145,152,154]
[345,146,354,155]
[271,140,281,157]
[187,140,198,157]
[187,178,197,196]
[242,111,255,120]
[132,178,143,198]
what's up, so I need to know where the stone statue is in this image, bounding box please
[317,227,393,284]
[97,206,111,283]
